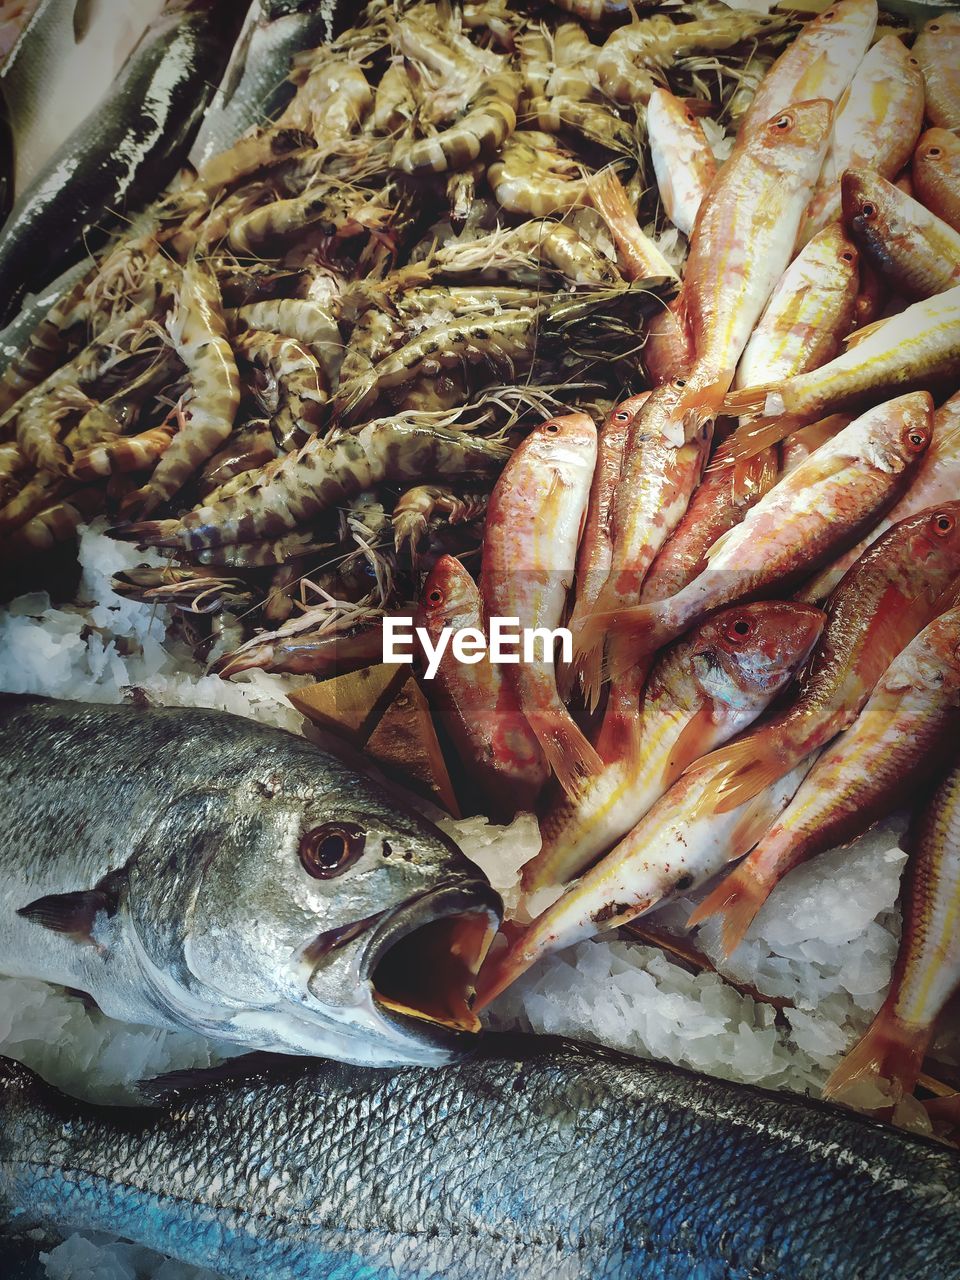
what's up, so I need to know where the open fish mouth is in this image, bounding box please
[364,882,502,1048]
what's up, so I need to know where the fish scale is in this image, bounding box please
[2,1037,960,1278]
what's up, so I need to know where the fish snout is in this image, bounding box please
[307,880,502,1054]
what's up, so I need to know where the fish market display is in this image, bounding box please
[3,1036,960,1280]
[5,2,960,1273]
[0,696,500,1064]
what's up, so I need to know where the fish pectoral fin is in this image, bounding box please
[17,867,126,946]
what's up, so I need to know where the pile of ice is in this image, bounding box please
[0,523,920,1277]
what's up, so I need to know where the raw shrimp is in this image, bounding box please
[70,424,177,481]
[213,604,384,678]
[392,484,488,557]
[120,419,511,552]
[0,268,92,413]
[488,131,588,215]
[193,532,331,569]
[234,330,328,451]
[1,487,104,555]
[394,71,521,174]
[228,300,343,384]
[110,565,253,615]
[128,265,240,515]
[197,422,279,497]
[432,221,620,287]
[0,469,63,534]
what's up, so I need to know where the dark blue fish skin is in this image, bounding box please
[0,0,248,324]
[2,1035,959,1279]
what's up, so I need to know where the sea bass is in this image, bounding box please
[689,607,960,955]
[825,750,960,1106]
[521,600,824,901]
[691,501,960,816]
[479,412,602,798]
[0,0,246,323]
[2,1035,960,1280]
[0,697,500,1065]
[587,393,932,669]
[797,34,924,246]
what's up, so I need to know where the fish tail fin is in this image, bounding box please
[597,603,682,682]
[684,735,790,816]
[723,384,774,416]
[720,414,806,463]
[577,637,607,713]
[527,705,604,799]
[822,1007,927,1103]
[686,862,771,956]
[732,446,780,505]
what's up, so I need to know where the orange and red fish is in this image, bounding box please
[689,607,960,957]
[416,556,548,821]
[479,413,601,798]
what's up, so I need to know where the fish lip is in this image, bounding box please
[362,880,503,1052]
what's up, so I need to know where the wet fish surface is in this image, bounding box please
[0,696,500,1065]
[0,0,247,323]
[2,1034,960,1280]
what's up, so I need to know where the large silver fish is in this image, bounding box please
[0,696,500,1065]
[1,1035,959,1279]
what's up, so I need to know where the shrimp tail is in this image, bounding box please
[686,862,770,957]
[108,519,181,547]
[822,1006,927,1103]
[526,705,604,799]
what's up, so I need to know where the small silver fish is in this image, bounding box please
[0,697,500,1066]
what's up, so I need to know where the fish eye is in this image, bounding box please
[934,512,956,535]
[859,201,877,219]
[614,409,631,421]
[674,377,687,388]
[926,146,943,159]
[426,587,444,606]
[841,250,855,262]
[724,616,754,642]
[773,114,793,130]
[544,422,560,433]
[908,56,920,66]
[822,8,836,17]
[300,822,366,879]
[929,22,940,31]
[907,428,929,450]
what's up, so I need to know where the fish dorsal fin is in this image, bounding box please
[17,867,127,946]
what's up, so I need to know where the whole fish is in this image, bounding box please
[912,12,960,132]
[3,1035,960,1280]
[735,0,876,140]
[480,760,814,1010]
[416,556,548,822]
[574,387,709,708]
[644,226,860,615]
[521,600,824,901]
[842,167,960,300]
[824,751,960,1105]
[689,607,960,956]
[562,398,634,704]
[800,390,960,601]
[665,98,834,444]
[586,393,933,669]
[723,285,960,453]
[189,0,331,170]
[913,128,960,233]
[735,220,861,394]
[0,0,164,193]
[480,412,602,798]
[0,0,246,324]
[688,501,960,816]
[797,34,924,246]
[647,87,717,239]
[0,697,501,1065]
